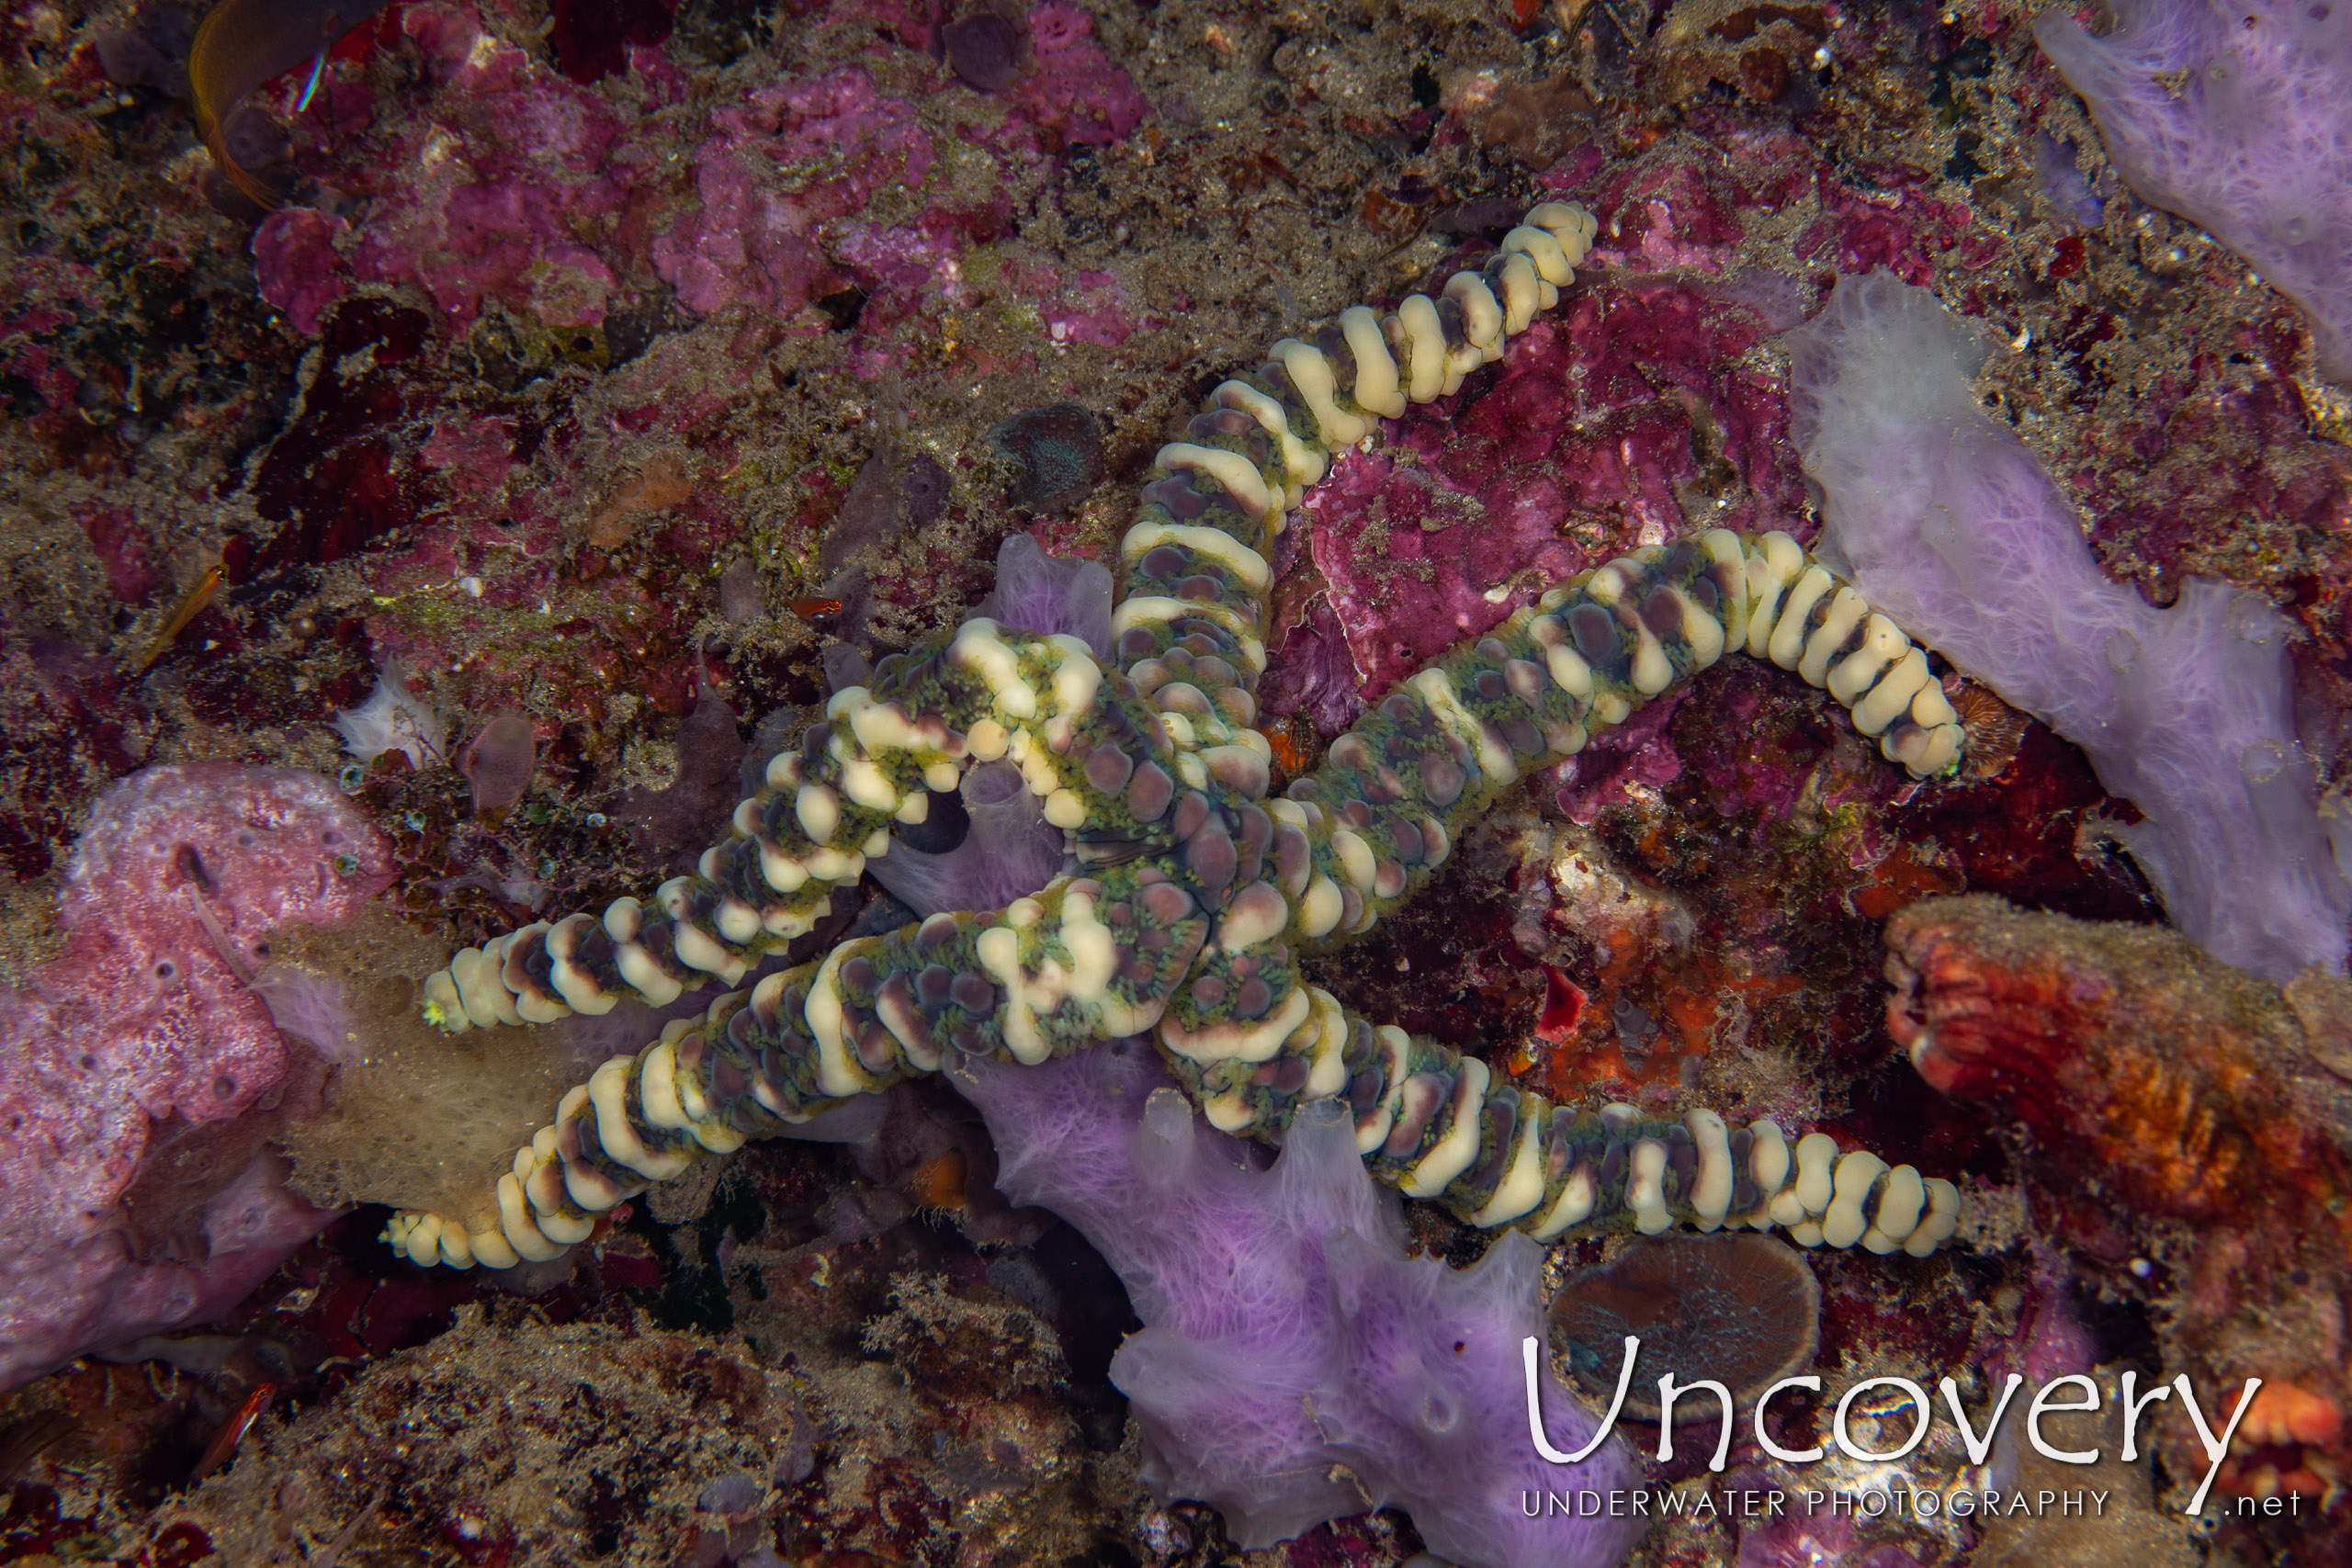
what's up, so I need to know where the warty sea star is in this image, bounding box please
[377,200,1968,1281]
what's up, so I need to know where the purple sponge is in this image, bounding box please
[950,1040,1644,1568]
[1787,271,2351,981]
[0,765,392,1390]
[967,531,1114,658]
[2036,0,2352,383]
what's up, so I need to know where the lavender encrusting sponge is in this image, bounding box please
[2035,0,2352,384]
[949,1040,1643,1568]
[865,534,1110,918]
[1787,271,2351,982]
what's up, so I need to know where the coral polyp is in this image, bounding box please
[1547,1233,1822,1420]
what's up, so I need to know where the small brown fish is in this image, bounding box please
[134,559,225,671]
[188,0,388,208]
[789,596,843,618]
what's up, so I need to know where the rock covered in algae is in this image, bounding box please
[1888,893,2352,1520]
[0,764,392,1390]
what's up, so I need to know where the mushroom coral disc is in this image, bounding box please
[188,0,387,208]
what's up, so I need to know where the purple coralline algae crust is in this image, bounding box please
[651,66,935,318]
[1012,0,1148,147]
[2036,0,2352,384]
[1787,269,2351,981]
[236,0,1151,356]
[1553,691,1690,825]
[950,1041,1644,1568]
[0,764,393,1390]
[343,5,631,333]
[1260,594,1367,738]
[252,208,353,336]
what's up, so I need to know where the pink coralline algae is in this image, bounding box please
[2037,0,2352,383]
[417,411,518,492]
[1300,277,1810,697]
[241,0,1148,376]
[0,764,391,1390]
[643,20,1144,329]
[345,7,628,332]
[251,207,352,336]
[1012,0,1148,147]
[1565,134,1999,290]
[1287,139,1917,710]
[1035,265,1139,347]
[1288,126,2031,720]
[652,68,936,318]
[248,2,636,337]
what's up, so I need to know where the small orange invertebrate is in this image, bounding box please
[907,1149,968,1210]
[1261,711,1320,784]
[585,452,692,548]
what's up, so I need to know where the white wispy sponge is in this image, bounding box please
[334,669,447,770]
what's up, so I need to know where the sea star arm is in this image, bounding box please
[1155,977,1961,1257]
[386,946,1958,1269]
[1108,202,1608,759]
[1152,526,1965,1115]
[417,619,1182,1031]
